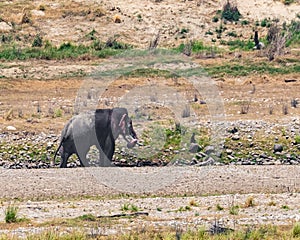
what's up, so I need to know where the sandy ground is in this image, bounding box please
[0,165,299,199]
[0,165,299,237]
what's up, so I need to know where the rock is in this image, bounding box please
[232,135,240,141]
[30,10,45,17]
[228,127,238,134]
[195,152,207,159]
[6,126,17,131]
[47,142,53,150]
[197,157,214,166]
[260,153,268,159]
[274,144,283,153]
[189,143,201,153]
[204,146,215,155]
[0,22,12,32]
[226,149,233,155]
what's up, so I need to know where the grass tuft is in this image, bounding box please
[5,205,18,223]
[292,222,300,238]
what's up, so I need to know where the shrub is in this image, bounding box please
[212,16,219,22]
[39,5,46,11]
[265,24,287,61]
[294,135,300,144]
[121,203,139,212]
[216,204,224,211]
[292,223,300,238]
[5,205,18,223]
[268,201,276,206]
[205,30,214,35]
[283,0,294,5]
[244,196,255,208]
[221,0,241,22]
[182,105,190,118]
[227,31,238,37]
[261,18,271,28]
[189,199,198,207]
[281,205,290,210]
[241,20,249,25]
[32,34,43,47]
[53,108,62,118]
[86,29,97,40]
[78,214,96,221]
[229,205,239,215]
[282,104,288,115]
[286,20,300,47]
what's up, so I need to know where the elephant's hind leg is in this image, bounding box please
[60,152,71,168]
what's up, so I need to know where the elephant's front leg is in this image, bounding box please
[98,135,115,167]
[76,152,90,167]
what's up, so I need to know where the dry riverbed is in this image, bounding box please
[0,166,299,238]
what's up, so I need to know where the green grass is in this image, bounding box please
[4,223,300,239]
[226,39,255,50]
[286,20,300,47]
[4,205,28,223]
[78,214,97,221]
[174,41,219,54]
[229,205,239,215]
[294,135,300,144]
[216,204,224,211]
[121,203,139,212]
[123,68,178,78]
[205,61,300,77]
[221,1,242,22]
[0,40,131,60]
[292,223,300,238]
[5,205,18,223]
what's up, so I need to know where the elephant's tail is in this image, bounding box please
[52,138,64,166]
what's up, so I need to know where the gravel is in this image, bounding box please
[0,165,299,238]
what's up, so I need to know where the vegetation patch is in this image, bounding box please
[221,0,242,22]
[0,39,131,61]
[1,223,299,239]
[205,61,300,77]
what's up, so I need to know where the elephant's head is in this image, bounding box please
[111,108,138,148]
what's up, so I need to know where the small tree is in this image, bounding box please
[265,24,287,61]
[221,0,241,22]
[32,34,43,47]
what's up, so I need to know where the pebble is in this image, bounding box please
[1,119,300,168]
[6,126,16,131]
[274,144,283,153]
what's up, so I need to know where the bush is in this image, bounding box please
[78,214,96,221]
[227,31,238,37]
[286,20,300,47]
[221,0,241,22]
[229,205,239,215]
[292,223,300,238]
[227,39,254,50]
[283,0,294,5]
[241,20,249,25]
[5,205,18,223]
[261,18,271,28]
[53,108,62,118]
[32,34,43,47]
[212,16,219,22]
[294,135,300,144]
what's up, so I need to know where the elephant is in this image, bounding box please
[53,108,138,168]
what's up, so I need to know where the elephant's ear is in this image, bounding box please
[118,114,127,134]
